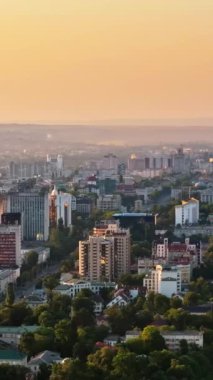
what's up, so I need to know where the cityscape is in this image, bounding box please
[0,1,213,380]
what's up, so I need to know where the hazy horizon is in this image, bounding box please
[1,123,213,146]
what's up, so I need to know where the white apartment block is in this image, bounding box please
[161,331,203,350]
[79,223,130,281]
[143,265,181,297]
[175,198,199,226]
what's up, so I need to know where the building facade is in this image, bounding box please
[175,198,199,226]
[49,187,76,228]
[79,223,130,281]
[143,265,181,297]
[7,192,49,241]
[0,225,21,267]
[161,331,203,350]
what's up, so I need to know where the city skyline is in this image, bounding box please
[0,1,213,124]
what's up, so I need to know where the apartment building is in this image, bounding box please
[175,198,199,226]
[161,331,203,350]
[79,223,130,281]
[143,265,181,297]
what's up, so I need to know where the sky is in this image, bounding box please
[0,0,213,124]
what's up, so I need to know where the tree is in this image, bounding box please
[54,319,77,357]
[37,363,52,380]
[135,310,153,329]
[5,282,15,306]
[24,250,38,268]
[165,308,189,330]
[150,349,174,372]
[105,307,132,335]
[183,292,199,307]
[73,294,94,311]
[154,294,170,314]
[43,275,59,290]
[38,310,55,327]
[167,358,194,379]
[141,326,165,352]
[0,364,29,380]
[88,346,116,372]
[111,350,146,380]
[170,296,183,309]
[19,332,36,356]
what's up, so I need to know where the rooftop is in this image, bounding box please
[0,325,38,335]
[161,330,203,336]
[0,349,27,361]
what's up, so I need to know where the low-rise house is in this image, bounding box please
[28,350,62,374]
[104,335,124,347]
[125,330,141,341]
[106,294,130,308]
[106,288,139,308]
[24,294,47,308]
[0,326,38,346]
[92,294,104,316]
[0,349,27,366]
[161,330,204,350]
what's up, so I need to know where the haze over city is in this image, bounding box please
[0,1,213,128]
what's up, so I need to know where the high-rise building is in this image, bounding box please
[79,223,130,281]
[102,154,119,170]
[49,187,76,228]
[7,192,49,241]
[0,225,21,267]
[175,198,199,226]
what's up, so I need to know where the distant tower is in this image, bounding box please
[49,186,58,228]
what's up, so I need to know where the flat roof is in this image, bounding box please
[113,212,154,217]
[161,330,203,336]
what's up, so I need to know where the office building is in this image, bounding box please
[7,192,49,241]
[76,197,94,215]
[79,223,130,281]
[0,225,21,267]
[49,187,76,228]
[175,198,199,226]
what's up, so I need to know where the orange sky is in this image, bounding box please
[0,0,213,124]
